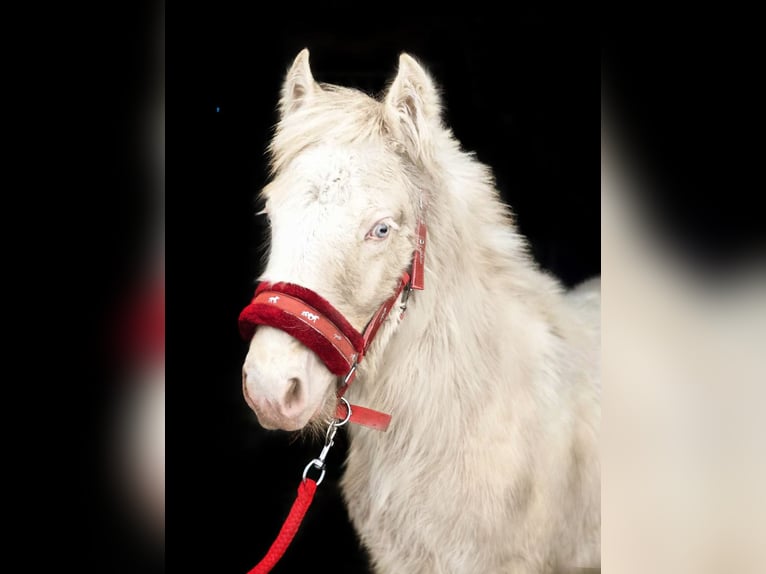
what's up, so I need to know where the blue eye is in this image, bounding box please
[372,222,390,238]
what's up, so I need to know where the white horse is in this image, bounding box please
[242,49,600,573]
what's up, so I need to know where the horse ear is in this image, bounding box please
[384,53,442,161]
[279,48,321,117]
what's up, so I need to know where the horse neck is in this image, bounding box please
[348,136,568,437]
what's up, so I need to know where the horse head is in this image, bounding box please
[241,49,440,431]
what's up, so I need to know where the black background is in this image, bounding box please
[169,6,597,574]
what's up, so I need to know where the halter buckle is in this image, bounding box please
[342,362,358,386]
[399,282,413,319]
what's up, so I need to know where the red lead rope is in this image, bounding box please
[247,410,346,574]
[247,478,318,574]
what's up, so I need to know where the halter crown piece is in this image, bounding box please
[238,217,427,432]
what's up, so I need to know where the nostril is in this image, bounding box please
[283,377,302,410]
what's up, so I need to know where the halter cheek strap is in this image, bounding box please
[238,219,427,432]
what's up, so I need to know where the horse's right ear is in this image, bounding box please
[384,53,442,163]
[279,48,321,117]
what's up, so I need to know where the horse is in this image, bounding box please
[239,49,600,573]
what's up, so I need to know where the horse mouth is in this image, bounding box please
[243,382,336,433]
[247,399,310,431]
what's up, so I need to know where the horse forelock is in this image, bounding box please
[268,85,389,176]
[262,84,432,221]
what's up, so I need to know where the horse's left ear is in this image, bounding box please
[384,54,442,162]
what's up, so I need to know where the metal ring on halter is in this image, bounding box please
[334,396,352,427]
[302,458,327,485]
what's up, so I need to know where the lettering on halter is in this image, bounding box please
[268,295,280,304]
[301,310,319,323]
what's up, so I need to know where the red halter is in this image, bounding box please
[238,219,427,431]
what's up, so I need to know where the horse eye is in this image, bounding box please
[372,222,390,239]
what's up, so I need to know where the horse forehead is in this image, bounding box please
[288,145,393,204]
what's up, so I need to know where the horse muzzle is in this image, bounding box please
[241,325,334,430]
